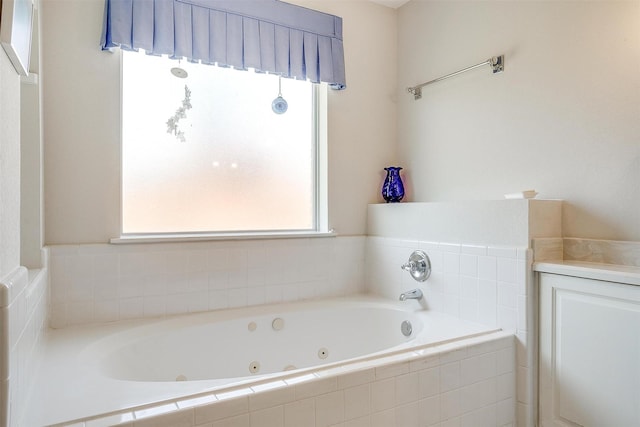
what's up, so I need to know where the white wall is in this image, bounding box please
[35,0,640,243]
[41,0,121,245]
[41,0,398,244]
[20,78,43,269]
[397,0,640,241]
[0,49,21,278]
[20,7,44,270]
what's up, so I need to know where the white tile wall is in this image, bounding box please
[0,260,49,427]
[366,238,527,332]
[365,237,533,427]
[60,333,514,427]
[48,237,365,328]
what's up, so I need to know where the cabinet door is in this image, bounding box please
[539,273,640,427]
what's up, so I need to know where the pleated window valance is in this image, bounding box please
[101,0,346,89]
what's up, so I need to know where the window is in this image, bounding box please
[121,50,325,235]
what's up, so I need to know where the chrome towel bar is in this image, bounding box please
[407,55,504,100]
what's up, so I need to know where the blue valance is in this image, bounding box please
[101,0,346,89]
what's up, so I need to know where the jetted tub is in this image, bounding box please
[99,301,426,382]
[25,296,504,426]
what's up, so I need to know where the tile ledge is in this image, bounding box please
[0,266,29,307]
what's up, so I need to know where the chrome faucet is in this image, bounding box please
[399,289,423,301]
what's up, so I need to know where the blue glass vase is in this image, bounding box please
[382,167,405,203]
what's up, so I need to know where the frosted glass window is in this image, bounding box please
[122,50,318,234]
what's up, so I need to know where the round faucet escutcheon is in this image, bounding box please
[401,250,431,282]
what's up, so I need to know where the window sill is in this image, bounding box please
[110,230,337,244]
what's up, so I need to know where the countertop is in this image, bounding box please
[534,260,640,286]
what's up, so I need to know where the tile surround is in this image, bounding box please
[365,237,529,331]
[52,333,515,427]
[365,237,533,427]
[24,233,521,427]
[0,261,49,427]
[48,237,366,328]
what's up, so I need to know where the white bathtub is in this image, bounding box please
[25,296,507,426]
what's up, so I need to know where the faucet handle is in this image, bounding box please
[401,261,416,272]
[401,251,431,282]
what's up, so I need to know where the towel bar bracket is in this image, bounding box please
[491,55,504,74]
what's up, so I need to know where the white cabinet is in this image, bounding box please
[539,272,640,427]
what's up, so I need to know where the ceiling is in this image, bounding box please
[369,0,410,9]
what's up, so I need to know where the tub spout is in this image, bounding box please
[399,289,423,301]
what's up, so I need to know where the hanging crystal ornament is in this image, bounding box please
[271,76,288,114]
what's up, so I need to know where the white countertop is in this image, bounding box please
[534,260,640,286]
